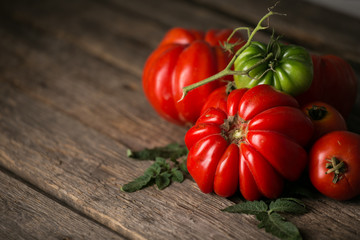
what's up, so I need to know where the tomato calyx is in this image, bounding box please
[325,157,347,184]
[221,114,248,145]
[307,105,328,121]
[266,35,282,70]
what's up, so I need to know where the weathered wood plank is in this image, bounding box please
[0,169,124,240]
[0,0,359,239]
[0,0,269,78]
[0,12,187,149]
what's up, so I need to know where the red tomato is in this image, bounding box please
[296,55,358,118]
[309,131,360,200]
[185,85,314,200]
[302,101,347,141]
[143,28,245,126]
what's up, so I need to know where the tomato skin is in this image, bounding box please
[296,55,358,118]
[214,144,239,197]
[233,41,313,96]
[302,101,347,141]
[186,85,314,199]
[187,134,228,194]
[240,143,283,200]
[143,28,244,126]
[309,131,360,200]
[200,86,228,115]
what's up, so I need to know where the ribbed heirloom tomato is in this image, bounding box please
[233,41,313,96]
[142,28,244,126]
[185,85,314,200]
[296,55,358,118]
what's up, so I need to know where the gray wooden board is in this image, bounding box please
[0,170,124,240]
[0,0,360,239]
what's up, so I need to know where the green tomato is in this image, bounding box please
[234,41,313,96]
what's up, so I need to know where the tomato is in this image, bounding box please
[233,41,313,96]
[200,85,228,115]
[309,131,360,200]
[142,28,245,126]
[185,85,314,200]
[302,101,347,142]
[296,55,358,118]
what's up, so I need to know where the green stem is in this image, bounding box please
[178,9,285,102]
[325,157,347,184]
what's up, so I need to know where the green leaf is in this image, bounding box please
[122,161,162,192]
[124,143,189,192]
[144,163,161,177]
[171,168,184,183]
[269,198,307,214]
[121,174,153,193]
[156,173,171,190]
[155,157,167,165]
[179,162,188,173]
[127,143,188,161]
[259,212,302,240]
[222,200,268,215]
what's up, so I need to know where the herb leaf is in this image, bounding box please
[223,198,305,240]
[269,198,307,214]
[127,143,188,161]
[123,143,188,192]
[171,168,184,182]
[156,172,171,190]
[121,173,153,192]
[259,212,302,240]
[222,200,268,215]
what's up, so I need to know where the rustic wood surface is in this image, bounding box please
[0,0,359,239]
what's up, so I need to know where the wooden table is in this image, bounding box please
[1,0,360,239]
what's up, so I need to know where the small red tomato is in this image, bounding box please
[302,101,347,141]
[309,131,360,201]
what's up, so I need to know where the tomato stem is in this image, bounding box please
[325,157,347,184]
[221,114,248,145]
[307,105,328,121]
[179,7,286,102]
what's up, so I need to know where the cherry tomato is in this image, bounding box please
[302,101,347,141]
[185,85,314,200]
[309,131,360,200]
[143,28,245,126]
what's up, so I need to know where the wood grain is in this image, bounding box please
[0,0,359,239]
[0,170,124,240]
